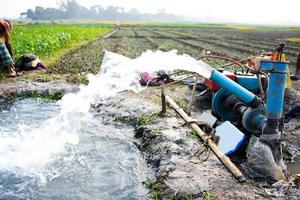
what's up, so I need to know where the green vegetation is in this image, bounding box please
[202,191,213,200]
[115,113,157,126]
[6,91,64,102]
[144,178,164,200]
[289,27,300,30]
[11,25,112,61]
[188,130,200,140]
[0,23,112,83]
[137,114,156,125]
[175,99,186,109]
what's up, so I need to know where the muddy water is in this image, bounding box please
[0,99,149,200]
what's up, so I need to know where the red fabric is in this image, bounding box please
[139,72,159,86]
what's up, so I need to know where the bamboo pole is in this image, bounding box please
[163,74,195,87]
[187,74,199,115]
[160,82,167,116]
[165,95,246,183]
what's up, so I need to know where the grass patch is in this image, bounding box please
[0,71,88,85]
[144,178,164,200]
[175,99,186,109]
[235,26,256,31]
[115,113,158,126]
[169,192,193,200]
[150,96,162,105]
[6,91,64,102]
[202,191,213,200]
[188,130,200,140]
[137,114,156,125]
[289,27,300,30]
[287,38,300,43]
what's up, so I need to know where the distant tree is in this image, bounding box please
[35,7,46,20]
[21,9,36,20]
[60,0,82,19]
[20,0,186,22]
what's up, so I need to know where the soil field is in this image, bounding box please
[51,25,298,79]
[46,26,297,81]
[111,27,300,66]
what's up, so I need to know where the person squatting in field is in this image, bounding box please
[0,19,17,77]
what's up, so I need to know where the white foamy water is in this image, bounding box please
[59,50,212,113]
[0,50,212,179]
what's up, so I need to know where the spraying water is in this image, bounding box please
[59,50,212,113]
[0,50,212,199]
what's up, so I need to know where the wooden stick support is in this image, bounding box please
[160,82,167,116]
[187,73,199,115]
[163,74,195,88]
[165,95,246,183]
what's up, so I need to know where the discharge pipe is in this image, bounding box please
[260,60,288,140]
[240,60,288,140]
[199,64,262,107]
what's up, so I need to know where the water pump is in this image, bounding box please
[210,60,288,139]
[201,49,288,181]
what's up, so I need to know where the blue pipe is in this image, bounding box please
[210,70,258,106]
[264,61,288,119]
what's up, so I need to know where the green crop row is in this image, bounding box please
[121,38,154,58]
[113,29,136,38]
[10,25,112,60]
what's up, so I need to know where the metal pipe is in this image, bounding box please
[197,55,246,73]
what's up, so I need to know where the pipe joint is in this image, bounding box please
[261,119,281,140]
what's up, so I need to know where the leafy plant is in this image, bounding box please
[144,178,164,200]
[137,114,156,125]
[188,130,200,140]
[11,25,112,62]
[202,191,212,200]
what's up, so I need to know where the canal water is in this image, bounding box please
[0,99,149,200]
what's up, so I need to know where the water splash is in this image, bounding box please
[59,50,212,114]
[0,50,212,180]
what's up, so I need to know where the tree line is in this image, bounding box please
[21,0,186,21]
